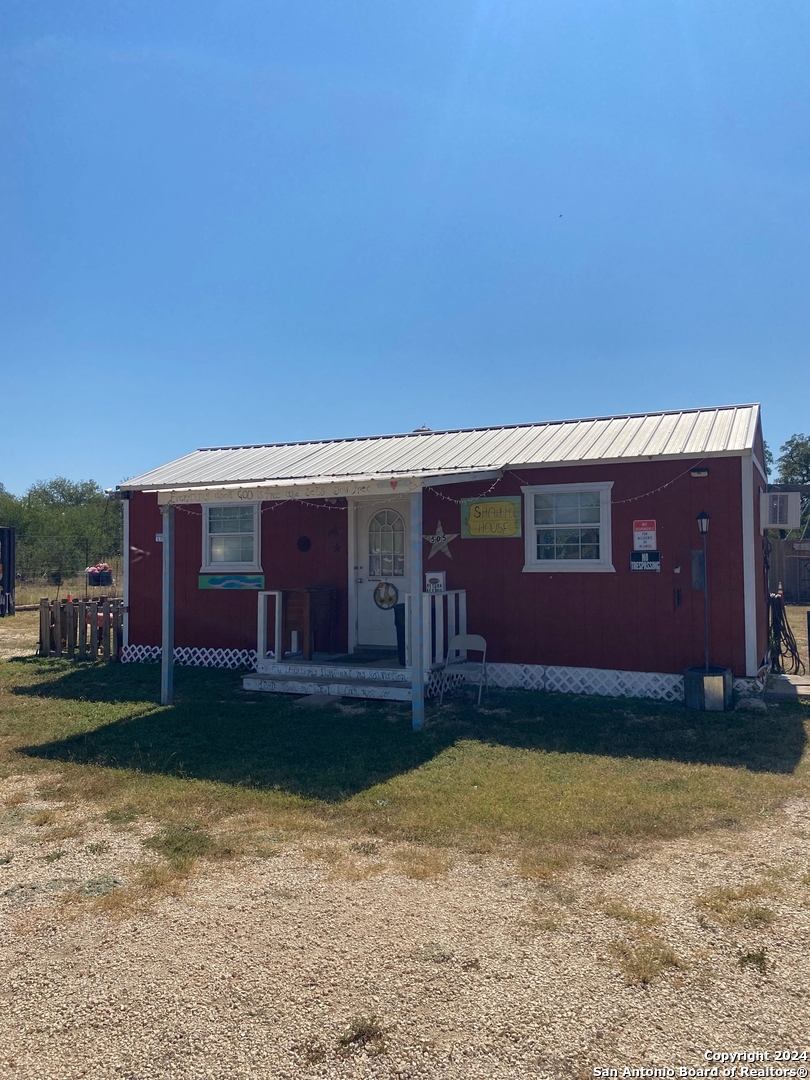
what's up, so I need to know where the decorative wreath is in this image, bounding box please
[373,582,399,610]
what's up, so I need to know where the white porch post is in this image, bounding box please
[122,495,130,648]
[160,504,175,706]
[410,487,425,731]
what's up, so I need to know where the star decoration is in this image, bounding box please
[423,520,458,559]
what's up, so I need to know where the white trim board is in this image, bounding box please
[157,478,423,504]
[740,455,758,676]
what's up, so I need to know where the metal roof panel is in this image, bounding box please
[121,404,760,490]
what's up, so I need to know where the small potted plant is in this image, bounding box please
[86,562,114,588]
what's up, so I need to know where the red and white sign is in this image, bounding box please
[633,519,657,551]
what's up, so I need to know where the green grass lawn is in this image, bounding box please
[1,652,808,868]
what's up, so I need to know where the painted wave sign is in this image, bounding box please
[198,574,265,590]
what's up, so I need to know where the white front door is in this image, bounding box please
[354,498,410,648]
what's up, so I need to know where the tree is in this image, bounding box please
[776,433,810,485]
[763,441,774,477]
[774,433,810,538]
[0,478,122,581]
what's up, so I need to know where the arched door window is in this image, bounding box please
[368,509,405,578]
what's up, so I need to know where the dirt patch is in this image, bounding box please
[0,611,39,661]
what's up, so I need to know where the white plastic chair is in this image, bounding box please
[439,633,488,706]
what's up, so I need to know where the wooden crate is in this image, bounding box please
[282,589,339,660]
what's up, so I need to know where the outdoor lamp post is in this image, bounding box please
[684,509,729,711]
[696,511,710,672]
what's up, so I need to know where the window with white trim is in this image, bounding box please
[521,482,614,573]
[201,503,261,572]
[368,508,405,579]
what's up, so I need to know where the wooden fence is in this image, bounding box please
[768,538,810,603]
[38,597,123,661]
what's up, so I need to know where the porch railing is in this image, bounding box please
[257,588,467,669]
[404,590,467,669]
[257,589,340,663]
[256,591,284,663]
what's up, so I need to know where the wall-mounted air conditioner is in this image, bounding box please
[760,491,802,531]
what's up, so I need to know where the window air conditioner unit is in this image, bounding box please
[760,491,802,530]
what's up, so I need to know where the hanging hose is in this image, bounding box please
[767,593,806,675]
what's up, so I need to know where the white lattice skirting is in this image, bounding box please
[733,675,767,697]
[121,646,764,700]
[121,645,257,670]
[426,670,466,698]
[485,664,764,702]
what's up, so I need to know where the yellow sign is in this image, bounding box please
[460,496,522,538]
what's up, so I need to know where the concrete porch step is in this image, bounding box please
[254,659,411,684]
[243,673,412,701]
[763,673,810,701]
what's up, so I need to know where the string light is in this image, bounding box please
[612,460,707,505]
[165,459,703,516]
[260,499,346,513]
[429,474,506,504]
[167,499,346,517]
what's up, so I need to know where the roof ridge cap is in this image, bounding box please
[196,403,759,453]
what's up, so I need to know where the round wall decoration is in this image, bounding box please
[296,536,312,552]
[373,581,399,609]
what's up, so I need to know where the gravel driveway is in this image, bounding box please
[1,773,808,1080]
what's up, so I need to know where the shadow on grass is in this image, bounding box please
[16,663,807,801]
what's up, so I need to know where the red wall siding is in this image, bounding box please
[128,494,349,653]
[128,453,762,676]
[423,456,749,675]
[128,491,163,648]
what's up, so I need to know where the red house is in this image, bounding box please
[119,404,769,724]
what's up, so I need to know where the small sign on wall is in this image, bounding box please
[630,551,661,572]
[425,571,446,594]
[461,496,522,538]
[633,519,657,550]
[199,574,265,590]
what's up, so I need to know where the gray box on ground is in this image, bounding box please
[684,666,733,711]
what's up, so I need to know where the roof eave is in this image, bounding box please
[121,448,752,500]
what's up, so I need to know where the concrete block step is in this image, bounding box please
[243,674,411,701]
[255,660,411,684]
[763,673,810,701]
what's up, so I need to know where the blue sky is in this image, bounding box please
[1,0,808,492]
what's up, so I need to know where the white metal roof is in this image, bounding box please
[121,404,761,493]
